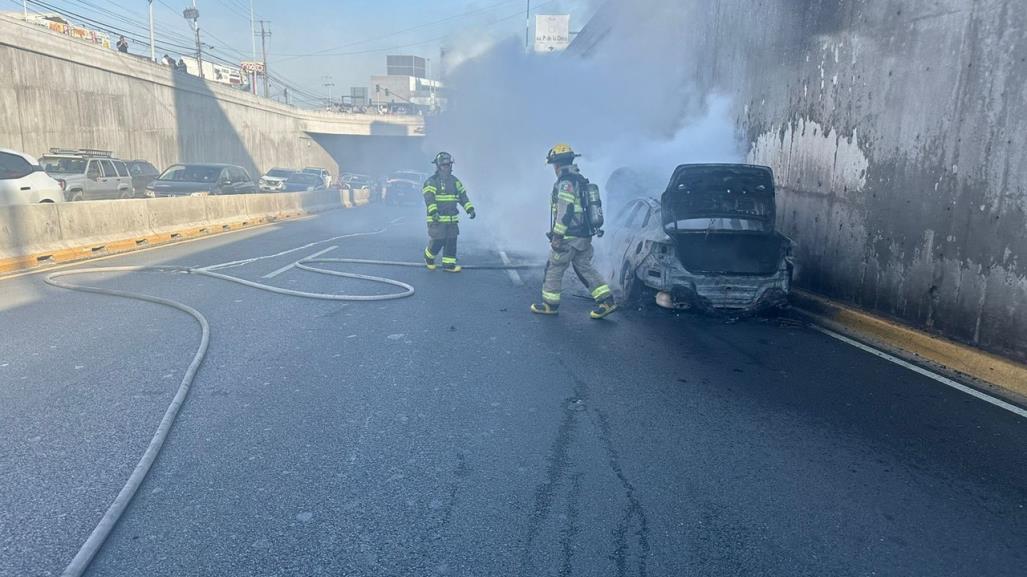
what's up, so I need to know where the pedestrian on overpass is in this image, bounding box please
[423,152,475,272]
[531,144,617,319]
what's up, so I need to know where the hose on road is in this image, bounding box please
[47,238,536,577]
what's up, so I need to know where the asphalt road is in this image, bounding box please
[1,204,1024,577]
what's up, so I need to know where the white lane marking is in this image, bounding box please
[201,229,385,271]
[389,217,406,225]
[498,250,523,286]
[263,246,338,279]
[813,326,1027,419]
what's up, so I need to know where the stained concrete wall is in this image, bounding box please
[0,15,422,179]
[580,0,1027,361]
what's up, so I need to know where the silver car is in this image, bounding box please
[38,149,133,201]
[605,163,794,314]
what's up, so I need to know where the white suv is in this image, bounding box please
[0,149,65,205]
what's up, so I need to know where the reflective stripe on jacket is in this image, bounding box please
[423,173,473,223]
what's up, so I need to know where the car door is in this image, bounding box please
[112,160,132,198]
[606,200,648,284]
[213,168,230,195]
[83,160,104,200]
[235,167,257,193]
[96,159,120,199]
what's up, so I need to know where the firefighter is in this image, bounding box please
[423,152,475,272]
[531,144,618,319]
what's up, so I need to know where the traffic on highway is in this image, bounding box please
[1,1,1026,577]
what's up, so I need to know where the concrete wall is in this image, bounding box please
[581,0,1027,362]
[0,15,422,180]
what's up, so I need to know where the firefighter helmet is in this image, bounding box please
[546,143,580,165]
[433,151,454,166]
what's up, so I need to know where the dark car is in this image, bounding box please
[384,170,429,205]
[282,172,327,192]
[605,163,794,314]
[146,163,258,197]
[125,160,160,197]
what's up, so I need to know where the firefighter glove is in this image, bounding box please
[468,208,476,219]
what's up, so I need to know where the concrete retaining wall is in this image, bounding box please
[0,15,420,180]
[0,191,344,266]
[579,0,1027,362]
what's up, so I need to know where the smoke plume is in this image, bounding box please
[427,1,742,255]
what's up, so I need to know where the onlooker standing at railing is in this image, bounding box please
[116,36,128,53]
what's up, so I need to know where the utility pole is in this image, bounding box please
[257,20,271,98]
[23,0,27,19]
[183,2,202,79]
[249,0,256,59]
[148,0,156,62]
[525,0,531,53]
[322,75,335,109]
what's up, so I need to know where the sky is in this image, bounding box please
[10,0,596,107]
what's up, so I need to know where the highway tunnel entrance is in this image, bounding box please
[311,134,428,180]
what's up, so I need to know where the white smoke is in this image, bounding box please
[428,2,742,255]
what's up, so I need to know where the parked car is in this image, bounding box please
[259,168,297,192]
[384,170,429,205]
[146,163,258,197]
[340,173,374,196]
[302,167,332,188]
[125,160,160,197]
[282,172,327,192]
[606,163,794,314]
[0,148,65,205]
[38,148,133,201]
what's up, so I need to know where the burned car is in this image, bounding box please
[606,163,793,313]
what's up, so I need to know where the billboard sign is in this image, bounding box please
[240,61,265,74]
[534,14,570,53]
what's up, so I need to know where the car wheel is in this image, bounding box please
[69,190,84,202]
[120,190,133,199]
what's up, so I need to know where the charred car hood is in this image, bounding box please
[661,164,776,234]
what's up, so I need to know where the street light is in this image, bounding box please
[183,5,203,79]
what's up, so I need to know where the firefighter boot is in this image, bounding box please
[589,299,619,319]
[424,248,437,271]
[530,302,559,315]
[442,257,461,273]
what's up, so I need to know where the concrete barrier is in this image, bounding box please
[351,188,371,207]
[58,199,151,247]
[0,190,352,274]
[0,203,62,259]
[204,194,252,227]
[147,197,209,235]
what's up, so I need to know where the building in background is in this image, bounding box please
[370,54,444,114]
[387,55,427,78]
[8,12,111,49]
[534,14,571,53]
[180,56,248,89]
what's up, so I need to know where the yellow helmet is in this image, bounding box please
[546,143,580,165]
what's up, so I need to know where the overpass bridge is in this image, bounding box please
[0,14,425,179]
